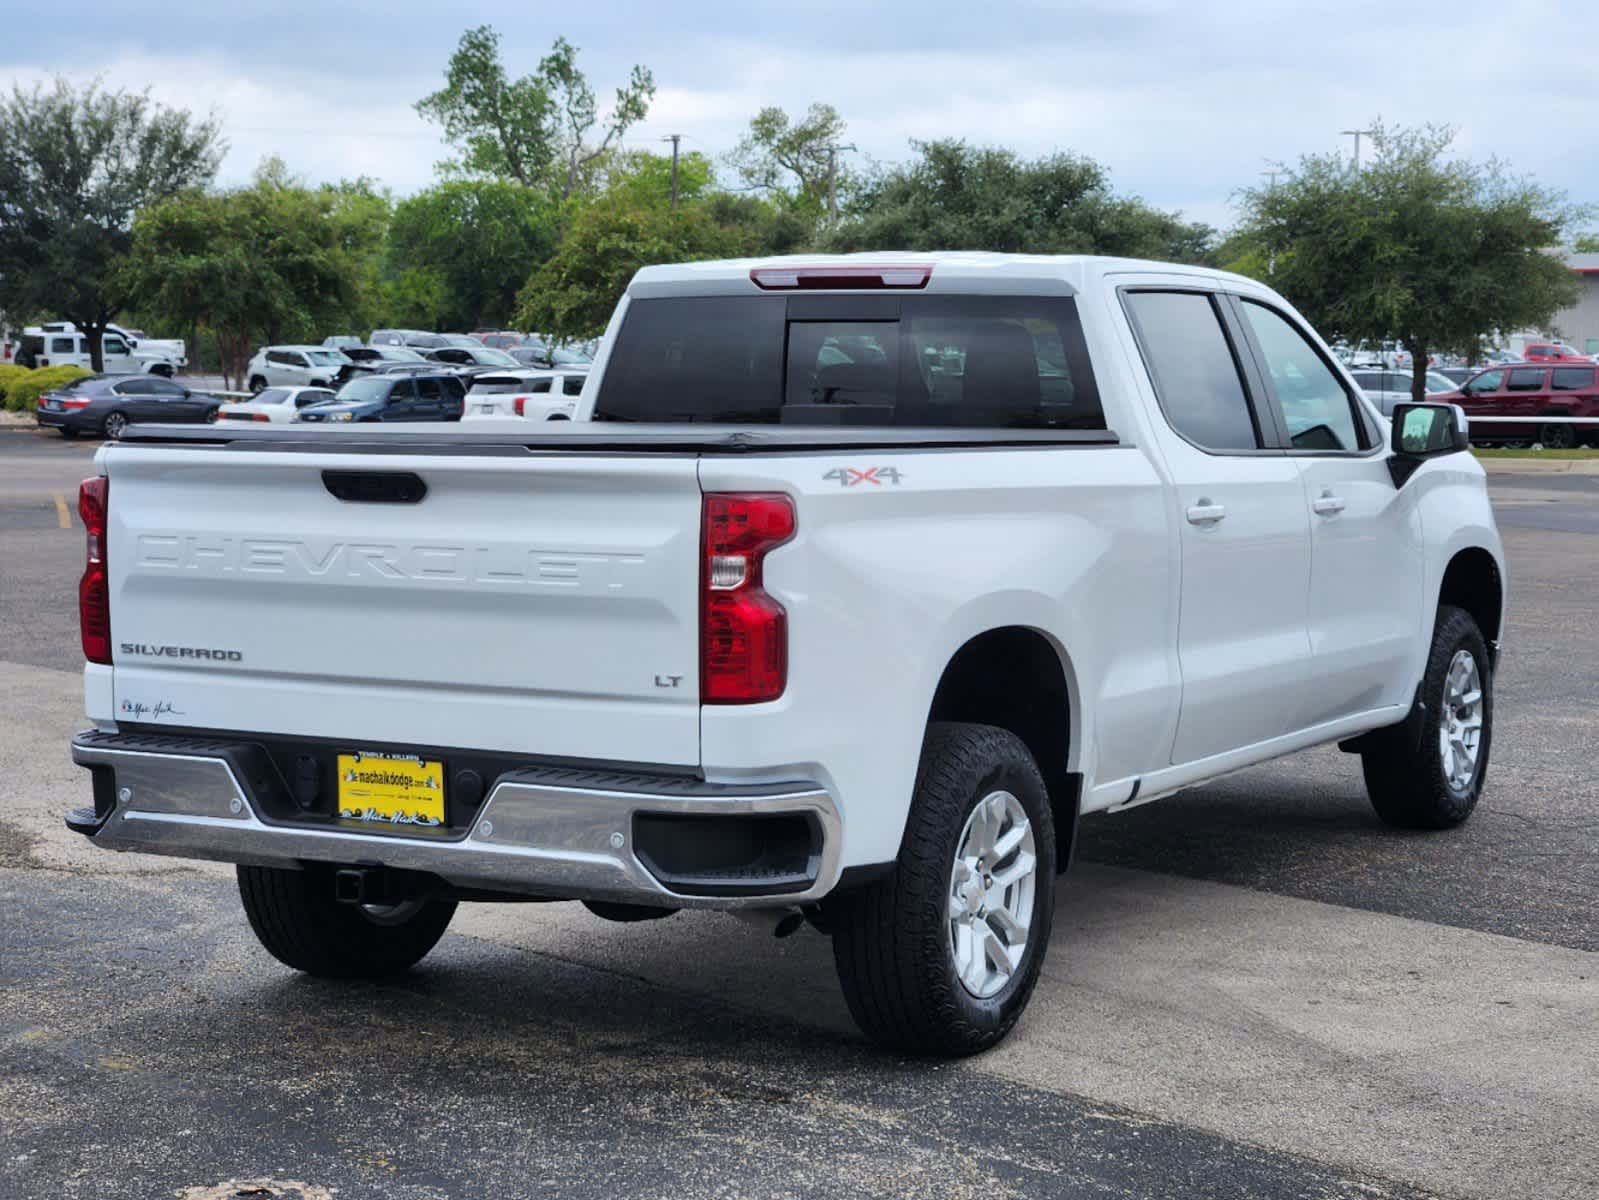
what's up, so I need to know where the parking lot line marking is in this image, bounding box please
[53,491,71,529]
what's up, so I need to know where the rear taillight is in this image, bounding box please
[701,493,795,704]
[512,395,528,417]
[59,397,91,410]
[78,477,110,664]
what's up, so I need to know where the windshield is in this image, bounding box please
[307,350,347,364]
[443,334,484,347]
[256,388,292,405]
[476,348,519,367]
[333,378,390,404]
[1424,372,1456,394]
[551,347,591,365]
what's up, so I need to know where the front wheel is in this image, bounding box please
[1361,605,1493,829]
[237,865,456,978]
[829,722,1056,1056]
[248,375,267,395]
[202,406,218,424]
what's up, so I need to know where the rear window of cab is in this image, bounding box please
[593,295,1103,429]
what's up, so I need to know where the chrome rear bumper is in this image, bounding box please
[69,731,841,908]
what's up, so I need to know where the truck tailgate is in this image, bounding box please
[103,447,703,765]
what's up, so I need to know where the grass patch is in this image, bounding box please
[1472,447,1599,460]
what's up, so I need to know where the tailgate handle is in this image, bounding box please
[322,470,427,504]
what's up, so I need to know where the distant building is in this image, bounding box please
[1552,254,1599,354]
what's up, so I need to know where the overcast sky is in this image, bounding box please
[8,0,1594,232]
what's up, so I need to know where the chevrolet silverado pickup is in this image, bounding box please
[66,254,1505,1055]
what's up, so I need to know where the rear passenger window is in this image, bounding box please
[1123,291,1259,452]
[1551,367,1594,391]
[562,376,585,396]
[1239,301,1366,452]
[50,337,76,354]
[1507,368,1545,392]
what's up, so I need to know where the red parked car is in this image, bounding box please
[1443,363,1599,448]
[1520,341,1591,363]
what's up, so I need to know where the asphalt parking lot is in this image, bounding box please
[1,424,1595,1200]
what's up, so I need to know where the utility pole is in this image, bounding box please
[826,142,857,223]
[661,134,682,210]
[1340,128,1376,170]
[1261,160,1286,276]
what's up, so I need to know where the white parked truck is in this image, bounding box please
[66,254,1505,1055]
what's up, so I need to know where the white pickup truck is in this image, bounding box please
[66,254,1505,1055]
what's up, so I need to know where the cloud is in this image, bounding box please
[5,0,1596,234]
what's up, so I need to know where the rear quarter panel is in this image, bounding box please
[698,444,1176,869]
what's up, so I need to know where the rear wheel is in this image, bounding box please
[237,864,456,978]
[150,364,173,378]
[202,406,219,423]
[248,375,267,395]
[1538,420,1578,449]
[101,411,128,441]
[829,722,1056,1055]
[1361,605,1492,829]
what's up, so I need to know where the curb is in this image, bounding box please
[1478,457,1599,475]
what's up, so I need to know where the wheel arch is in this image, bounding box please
[925,626,1081,872]
[1437,547,1503,666]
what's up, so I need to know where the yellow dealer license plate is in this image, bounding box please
[336,752,445,827]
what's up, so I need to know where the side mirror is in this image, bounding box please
[1389,402,1469,485]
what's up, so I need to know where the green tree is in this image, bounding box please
[603,148,716,210]
[829,140,1212,261]
[1236,122,1583,401]
[123,164,388,388]
[727,103,849,215]
[0,78,222,370]
[515,199,750,340]
[416,26,654,198]
[387,179,559,329]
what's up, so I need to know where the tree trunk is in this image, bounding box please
[1406,340,1428,404]
[82,321,106,373]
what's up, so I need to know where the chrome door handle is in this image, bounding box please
[1312,492,1346,516]
[1185,500,1227,525]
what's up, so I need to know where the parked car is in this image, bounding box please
[218,386,337,424]
[1347,368,1458,416]
[509,343,593,369]
[67,253,1505,1056]
[369,328,437,348]
[23,325,184,376]
[1441,363,1599,448]
[462,370,585,420]
[34,374,217,439]
[1435,366,1478,387]
[1519,342,1590,364]
[332,346,428,386]
[246,346,352,393]
[424,345,522,370]
[476,331,525,350]
[294,371,466,422]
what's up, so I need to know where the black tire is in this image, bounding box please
[829,722,1056,1056]
[151,364,173,378]
[202,406,219,424]
[101,411,128,441]
[1538,420,1577,450]
[1361,605,1493,830]
[248,375,267,395]
[236,864,456,978]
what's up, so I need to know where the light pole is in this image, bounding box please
[661,134,683,210]
[1341,128,1376,170]
[827,142,857,223]
[1261,160,1286,276]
